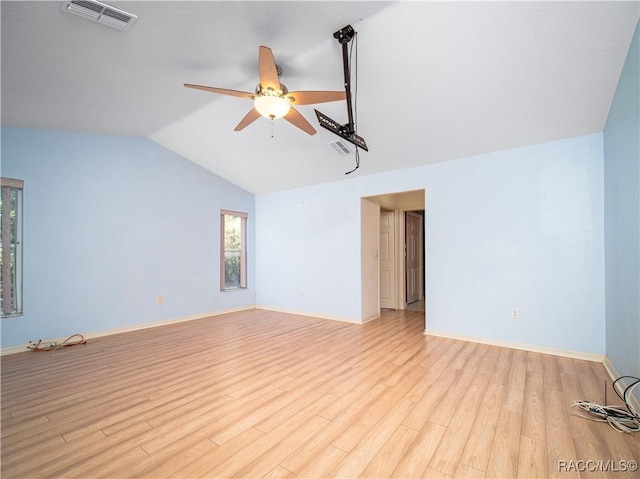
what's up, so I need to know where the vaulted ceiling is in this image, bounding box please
[2,1,638,194]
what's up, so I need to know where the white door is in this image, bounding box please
[379,211,395,309]
[405,212,422,304]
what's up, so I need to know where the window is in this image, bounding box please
[1,178,24,317]
[220,210,247,290]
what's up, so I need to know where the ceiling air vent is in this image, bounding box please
[329,140,353,157]
[61,0,137,31]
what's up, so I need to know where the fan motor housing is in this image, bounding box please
[256,83,288,97]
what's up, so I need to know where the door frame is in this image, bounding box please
[361,190,426,329]
[379,207,398,310]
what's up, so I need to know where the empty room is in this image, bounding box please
[1,1,639,478]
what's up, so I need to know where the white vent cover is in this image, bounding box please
[329,140,353,157]
[61,0,137,31]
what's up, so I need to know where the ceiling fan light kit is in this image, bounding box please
[184,45,346,135]
[254,92,291,120]
[182,25,368,175]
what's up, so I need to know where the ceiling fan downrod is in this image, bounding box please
[315,25,368,152]
[334,25,356,134]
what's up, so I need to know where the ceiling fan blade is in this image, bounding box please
[234,108,262,131]
[284,107,317,135]
[285,91,347,106]
[258,46,280,91]
[184,83,254,100]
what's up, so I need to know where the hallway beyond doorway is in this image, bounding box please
[406,299,425,312]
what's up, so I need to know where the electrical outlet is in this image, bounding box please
[511,308,519,319]
[157,294,164,304]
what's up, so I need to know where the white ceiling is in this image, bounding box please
[2,1,638,194]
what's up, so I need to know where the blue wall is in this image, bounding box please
[256,133,606,355]
[0,128,255,348]
[1,128,609,357]
[604,20,640,389]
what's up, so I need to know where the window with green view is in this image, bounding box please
[1,178,24,317]
[220,210,247,290]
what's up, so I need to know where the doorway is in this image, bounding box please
[361,189,426,327]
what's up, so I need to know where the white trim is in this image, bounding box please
[362,313,382,324]
[256,305,364,325]
[1,306,254,356]
[425,329,605,362]
[603,356,640,413]
[1,344,32,356]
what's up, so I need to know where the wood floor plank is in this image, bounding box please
[360,425,419,478]
[521,371,546,442]
[17,421,152,478]
[331,372,420,453]
[424,467,453,478]
[234,415,330,478]
[545,388,580,479]
[542,354,563,392]
[0,434,68,474]
[454,463,486,478]
[329,398,415,478]
[139,393,258,454]
[318,376,383,421]
[525,351,545,374]
[477,346,499,376]
[506,350,528,391]
[264,464,296,479]
[113,438,218,479]
[588,414,640,472]
[517,435,548,479]
[199,395,334,478]
[428,366,480,427]
[459,382,506,472]
[560,372,603,447]
[428,372,490,476]
[295,445,348,479]
[485,408,522,479]
[279,383,388,474]
[253,373,335,432]
[401,368,457,430]
[490,347,514,385]
[556,356,577,376]
[166,427,264,479]
[391,421,447,479]
[65,444,150,479]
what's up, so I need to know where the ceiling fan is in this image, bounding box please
[184,46,346,135]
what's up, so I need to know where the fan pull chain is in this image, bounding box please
[270,120,275,138]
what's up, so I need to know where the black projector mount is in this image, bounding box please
[315,25,369,152]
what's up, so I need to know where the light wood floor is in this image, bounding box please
[1,309,638,478]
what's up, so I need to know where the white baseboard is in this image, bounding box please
[1,306,255,356]
[602,356,640,413]
[425,329,605,363]
[1,344,33,356]
[255,305,363,325]
[362,313,381,324]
